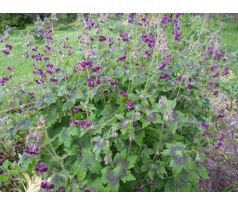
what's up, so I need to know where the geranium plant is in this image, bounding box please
[0,13,231,192]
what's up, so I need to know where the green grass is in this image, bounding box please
[220,21,238,73]
[209,18,238,72]
[220,21,238,53]
[0,29,81,84]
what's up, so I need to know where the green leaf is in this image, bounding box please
[58,127,72,148]
[72,162,87,181]
[86,178,107,192]
[165,179,192,192]
[92,136,104,158]
[199,167,209,179]
[169,122,178,134]
[0,175,8,183]
[57,84,67,96]
[80,148,101,174]
[62,99,75,112]
[45,106,59,126]
[121,170,136,183]
[162,142,186,156]
[135,130,145,146]
[127,156,137,169]
[43,92,57,105]
[68,126,80,136]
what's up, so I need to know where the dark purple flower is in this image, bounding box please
[160,73,169,79]
[110,80,118,88]
[80,59,93,70]
[129,13,136,19]
[158,55,172,70]
[46,69,54,75]
[5,44,13,50]
[71,106,80,113]
[213,90,219,96]
[41,31,53,42]
[173,27,181,41]
[35,162,48,173]
[140,34,155,48]
[118,55,126,62]
[35,79,44,84]
[28,92,35,100]
[140,17,148,25]
[67,47,73,56]
[200,122,209,129]
[147,180,154,189]
[3,77,9,81]
[55,68,61,73]
[99,36,107,42]
[213,50,225,60]
[7,66,13,73]
[215,133,226,150]
[202,131,212,138]
[47,63,54,68]
[92,66,101,73]
[210,65,218,72]
[213,73,220,78]
[172,17,181,41]
[80,121,91,129]
[44,57,49,62]
[144,51,152,58]
[84,188,94,192]
[175,13,181,18]
[161,16,171,24]
[32,47,38,51]
[50,78,58,83]
[141,35,150,45]
[141,34,150,43]
[32,54,42,61]
[58,186,65,192]
[128,13,136,24]
[120,32,129,41]
[119,90,128,97]
[0,76,10,86]
[116,13,124,17]
[83,16,96,30]
[70,118,80,126]
[222,68,229,76]
[33,69,45,77]
[41,181,55,191]
[125,101,134,110]
[2,50,9,55]
[96,76,101,85]
[148,39,155,48]
[159,62,166,70]
[45,44,52,52]
[164,55,172,63]
[25,144,39,155]
[217,114,225,120]
[87,77,95,88]
[135,185,143,192]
